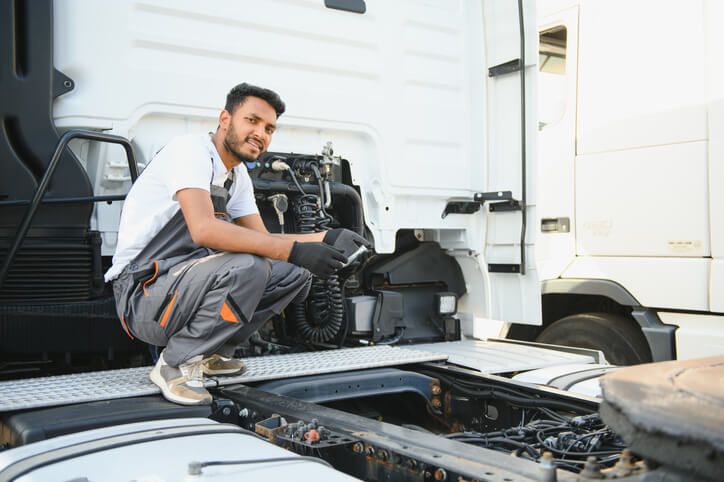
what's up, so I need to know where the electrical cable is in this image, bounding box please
[418,369,591,413]
[435,376,625,474]
[190,455,334,475]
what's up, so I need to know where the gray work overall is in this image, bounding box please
[112,171,311,367]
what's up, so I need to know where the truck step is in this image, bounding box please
[412,339,597,373]
[0,346,446,413]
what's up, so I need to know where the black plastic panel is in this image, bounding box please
[367,243,466,297]
[0,396,211,447]
[324,0,366,14]
[0,0,92,233]
[0,231,103,304]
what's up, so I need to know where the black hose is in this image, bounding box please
[252,178,364,235]
[289,169,346,344]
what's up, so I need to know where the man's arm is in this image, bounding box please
[178,188,347,278]
[178,188,294,260]
[233,213,326,242]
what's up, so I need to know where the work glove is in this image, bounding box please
[323,228,371,258]
[287,241,347,278]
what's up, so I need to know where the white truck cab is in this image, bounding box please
[512,0,724,364]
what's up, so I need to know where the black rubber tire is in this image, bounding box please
[536,313,652,366]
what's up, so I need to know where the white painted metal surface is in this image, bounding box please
[0,346,446,413]
[512,363,615,398]
[0,418,358,481]
[411,339,594,374]
[535,0,723,357]
[561,256,710,312]
[661,313,724,360]
[50,0,540,327]
[575,142,709,258]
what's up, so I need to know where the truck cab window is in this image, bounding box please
[538,26,567,130]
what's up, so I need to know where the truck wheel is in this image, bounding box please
[536,313,652,366]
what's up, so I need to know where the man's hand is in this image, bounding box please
[287,242,347,278]
[323,229,371,258]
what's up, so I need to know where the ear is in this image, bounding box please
[218,109,231,131]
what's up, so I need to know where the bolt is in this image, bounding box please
[353,442,365,453]
[377,449,389,461]
[187,461,202,476]
[434,468,447,481]
[613,449,635,476]
[431,384,441,395]
[580,456,603,479]
[432,398,442,409]
[620,449,634,465]
[64,80,72,88]
[222,407,230,416]
[366,446,376,457]
[239,408,249,418]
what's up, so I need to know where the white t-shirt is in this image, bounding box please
[104,134,258,281]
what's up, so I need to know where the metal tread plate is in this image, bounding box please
[410,339,596,374]
[0,346,447,413]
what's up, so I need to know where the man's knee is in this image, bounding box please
[287,264,312,302]
[223,253,271,285]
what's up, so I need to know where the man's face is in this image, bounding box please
[222,96,277,164]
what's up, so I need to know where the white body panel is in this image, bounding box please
[51,0,540,325]
[0,418,357,481]
[562,257,710,311]
[536,0,723,357]
[660,312,724,360]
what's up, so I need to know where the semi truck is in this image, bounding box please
[508,0,724,366]
[0,1,722,480]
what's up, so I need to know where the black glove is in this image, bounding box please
[323,228,371,258]
[287,241,347,278]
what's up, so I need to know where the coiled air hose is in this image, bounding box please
[290,166,345,344]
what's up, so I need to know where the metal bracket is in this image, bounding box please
[441,192,519,218]
[440,201,481,219]
[489,200,522,212]
[474,191,513,203]
[488,59,521,77]
[488,264,521,274]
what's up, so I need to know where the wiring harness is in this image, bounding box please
[446,408,625,472]
[422,369,627,473]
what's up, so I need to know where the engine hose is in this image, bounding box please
[251,178,364,235]
[290,175,345,344]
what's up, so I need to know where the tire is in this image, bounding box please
[536,313,652,366]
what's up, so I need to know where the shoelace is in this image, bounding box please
[179,359,204,388]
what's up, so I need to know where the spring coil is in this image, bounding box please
[295,194,319,233]
[292,192,344,343]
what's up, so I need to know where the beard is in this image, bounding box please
[223,128,260,164]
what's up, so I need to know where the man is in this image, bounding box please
[106,83,368,405]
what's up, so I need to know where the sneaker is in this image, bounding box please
[149,352,212,405]
[201,354,247,376]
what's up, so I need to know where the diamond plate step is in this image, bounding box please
[0,346,447,412]
[411,339,597,374]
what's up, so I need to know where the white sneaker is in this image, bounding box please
[149,352,212,405]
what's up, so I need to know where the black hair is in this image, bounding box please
[224,82,285,118]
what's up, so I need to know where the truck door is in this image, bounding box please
[535,6,578,281]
